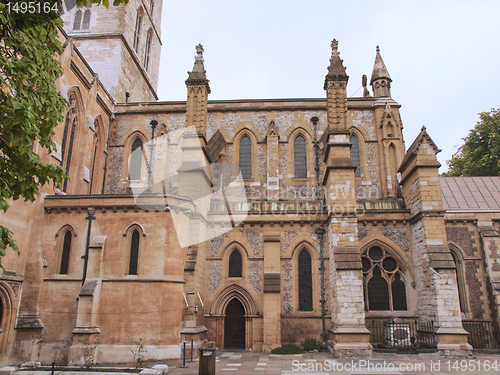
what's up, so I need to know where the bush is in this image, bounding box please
[302,337,322,352]
[271,344,304,354]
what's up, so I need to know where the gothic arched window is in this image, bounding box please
[144,29,152,71]
[228,250,242,278]
[239,136,252,179]
[133,9,143,51]
[82,9,91,30]
[60,231,72,274]
[294,135,307,178]
[129,138,143,180]
[362,246,407,311]
[149,0,154,14]
[129,230,140,275]
[73,10,82,30]
[298,249,313,311]
[350,134,361,178]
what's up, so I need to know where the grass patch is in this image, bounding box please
[271,344,304,354]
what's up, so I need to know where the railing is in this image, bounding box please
[367,319,436,352]
[463,321,499,349]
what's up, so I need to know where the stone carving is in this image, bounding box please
[283,228,299,253]
[240,228,262,256]
[249,260,261,292]
[283,259,292,312]
[208,260,222,293]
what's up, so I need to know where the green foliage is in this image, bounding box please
[302,337,322,352]
[444,109,500,177]
[270,344,304,355]
[131,338,147,369]
[0,1,68,264]
[77,0,129,7]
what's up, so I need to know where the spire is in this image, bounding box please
[324,39,348,89]
[370,45,392,97]
[186,43,211,92]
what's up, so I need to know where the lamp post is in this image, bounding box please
[311,116,328,350]
[147,119,158,192]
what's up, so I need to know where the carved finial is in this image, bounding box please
[195,43,204,61]
[331,39,339,58]
[376,45,380,53]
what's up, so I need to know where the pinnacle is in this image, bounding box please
[324,39,348,88]
[370,45,391,85]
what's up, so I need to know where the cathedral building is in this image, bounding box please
[0,0,499,365]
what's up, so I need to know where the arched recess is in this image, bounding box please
[133,6,144,52]
[121,131,149,183]
[60,88,85,194]
[359,239,415,314]
[286,127,314,182]
[54,224,78,276]
[290,241,321,313]
[449,243,469,317]
[90,115,106,194]
[123,224,146,275]
[349,126,368,181]
[209,284,258,316]
[233,128,259,181]
[0,282,16,355]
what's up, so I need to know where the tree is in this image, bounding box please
[444,109,500,177]
[0,0,128,266]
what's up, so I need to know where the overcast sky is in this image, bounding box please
[157,0,500,173]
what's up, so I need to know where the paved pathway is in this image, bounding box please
[167,351,500,375]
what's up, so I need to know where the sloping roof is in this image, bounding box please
[399,126,441,172]
[440,176,500,210]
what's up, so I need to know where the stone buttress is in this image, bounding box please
[323,40,372,356]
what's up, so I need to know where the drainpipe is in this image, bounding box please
[82,207,96,286]
[101,116,113,194]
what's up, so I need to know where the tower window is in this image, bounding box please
[144,29,152,71]
[129,138,143,180]
[362,246,407,311]
[82,9,91,30]
[60,231,72,274]
[73,10,82,30]
[239,136,252,179]
[149,0,154,14]
[228,250,242,278]
[298,249,313,311]
[350,135,361,178]
[133,10,143,52]
[129,230,140,275]
[294,135,307,178]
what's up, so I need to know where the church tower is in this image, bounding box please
[61,0,162,103]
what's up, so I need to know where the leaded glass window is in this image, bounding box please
[294,135,307,178]
[298,249,313,311]
[129,230,140,275]
[239,136,252,179]
[350,135,361,178]
[362,246,407,311]
[228,250,242,278]
[129,138,143,180]
[60,231,72,274]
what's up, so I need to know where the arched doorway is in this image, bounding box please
[224,298,245,349]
